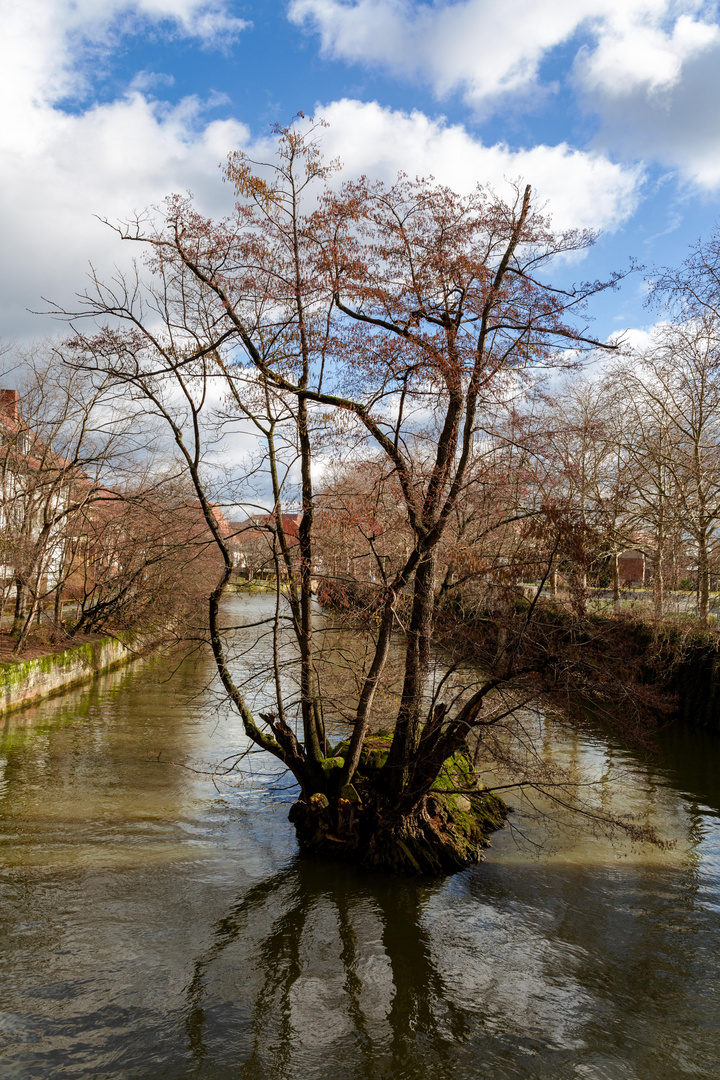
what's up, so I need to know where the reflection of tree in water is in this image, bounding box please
[183,857,467,1080]
[178,718,720,1080]
[180,821,720,1080]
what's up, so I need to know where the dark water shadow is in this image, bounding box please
[179,855,466,1080]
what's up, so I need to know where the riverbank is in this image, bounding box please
[317,576,720,731]
[0,629,163,715]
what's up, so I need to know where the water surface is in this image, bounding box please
[1,594,719,1079]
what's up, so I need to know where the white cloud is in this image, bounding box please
[0,3,641,343]
[576,11,719,97]
[575,21,720,188]
[0,89,247,340]
[608,324,662,351]
[289,0,716,105]
[316,100,642,233]
[0,0,250,340]
[289,0,720,185]
[2,0,248,109]
[289,0,590,109]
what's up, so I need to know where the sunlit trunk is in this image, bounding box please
[699,539,710,623]
[14,591,40,653]
[52,587,64,640]
[653,550,664,620]
[611,552,620,613]
[385,552,436,794]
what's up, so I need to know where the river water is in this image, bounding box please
[1,594,719,1079]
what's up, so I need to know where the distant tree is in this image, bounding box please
[651,225,720,320]
[607,366,678,618]
[0,352,149,651]
[531,377,636,613]
[621,317,720,622]
[0,350,223,652]
[67,481,232,638]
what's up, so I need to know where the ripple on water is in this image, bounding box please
[0,595,719,1079]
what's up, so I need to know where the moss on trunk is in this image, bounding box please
[289,735,508,875]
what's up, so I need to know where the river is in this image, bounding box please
[0,593,719,1079]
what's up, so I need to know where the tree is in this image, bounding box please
[0,349,229,652]
[0,351,151,651]
[651,225,720,321]
[608,365,677,619]
[621,317,720,622]
[65,480,234,638]
[62,121,641,874]
[532,376,636,614]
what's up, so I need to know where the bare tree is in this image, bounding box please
[532,377,636,613]
[60,121,648,874]
[622,317,720,622]
[610,367,677,618]
[0,349,221,652]
[0,351,154,650]
[66,479,233,638]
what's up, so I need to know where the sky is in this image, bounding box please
[3,0,720,348]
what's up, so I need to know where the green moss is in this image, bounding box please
[358,733,392,774]
[293,733,507,875]
[428,745,507,842]
[0,629,162,716]
[320,755,345,773]
[327,739,349,758]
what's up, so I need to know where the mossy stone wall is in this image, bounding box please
[0,632,154,715]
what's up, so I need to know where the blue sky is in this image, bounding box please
[3,0,720,344]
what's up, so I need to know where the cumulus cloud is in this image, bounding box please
[0,1,641,342]
[0,92,248,340]
[289,0,720,185]
[576,10,719,97]
[316,100,642,233]
[567,0,720,187]
[577,31,720,188]
[289,0,716,105]
[0,0,250,340]
[289,0,591,108]
[3,0,248,109]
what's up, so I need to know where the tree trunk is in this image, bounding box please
[653,550,664,620]
[699,538,710,623]
[290,741,507,875]
[11,578,26,639]
[0,577,11,628]
[297,393,325,775]
[14,591,40,653]
[384,552,436,794]
[52,588,64,642]
[571,569,587,617]
[611,552,620,614]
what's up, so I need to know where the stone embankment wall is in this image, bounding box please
[0,632,157,715]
